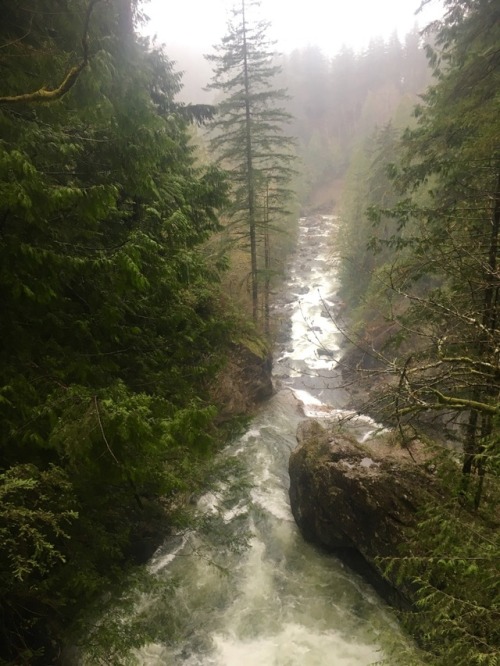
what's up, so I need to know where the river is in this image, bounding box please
[85,215,420,665]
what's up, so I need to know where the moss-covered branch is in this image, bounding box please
[396,389,499,417]
[0,0,101,105]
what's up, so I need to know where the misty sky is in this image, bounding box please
[143,0,444,56]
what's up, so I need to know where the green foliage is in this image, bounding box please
[338,1,500,663]
[0,1,243,661]
[339,122,404,310]
[383,474,500,666]
[340,0,500,431]
[0,464,78,663]
[0,465,77,582]
[206,0,296,328]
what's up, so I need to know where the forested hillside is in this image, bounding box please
[278,31,431,209]
[337,1,500,663]
[0,1,267,662]
[2,0,498,663]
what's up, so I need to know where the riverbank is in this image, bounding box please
[286,222,500,665]
[71,214,423,666]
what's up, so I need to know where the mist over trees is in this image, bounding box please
[277,29,431,208]
[156,21,432,211]
[337,1,500,663]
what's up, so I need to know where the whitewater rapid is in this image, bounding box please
[86,215,420,666]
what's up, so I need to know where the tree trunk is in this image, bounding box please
[462,170,500,507]
[241,0,259,324]
[264,180,271,336]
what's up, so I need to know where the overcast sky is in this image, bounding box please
[142,0,444,57]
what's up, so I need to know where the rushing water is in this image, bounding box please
[90,216,420,665]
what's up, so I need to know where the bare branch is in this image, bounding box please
[397,390,499,417]
[93,395,120,465]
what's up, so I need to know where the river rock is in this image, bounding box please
[288,419,437,608]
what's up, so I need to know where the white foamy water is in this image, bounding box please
[208,623,382,666]
[87,215,421,666]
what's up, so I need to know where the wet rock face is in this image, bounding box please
[289,419,435,607]
[239,345,273,403]
[211,343,273,420]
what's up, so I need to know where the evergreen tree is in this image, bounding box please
[339,1,500,662]
[206,0,295,328]
[366,0,500,486]
[339,121,402,310]
[0,1,234,660]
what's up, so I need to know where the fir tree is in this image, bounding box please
[206,0,295,328]
[339,1,500,662]
[0,1,233,660]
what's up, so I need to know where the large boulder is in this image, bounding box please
[289,419,437,608]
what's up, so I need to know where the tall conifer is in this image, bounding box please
[206,0,295,328]
[0,1,231,659]
[338,2,500,661]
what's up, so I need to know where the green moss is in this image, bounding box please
[234,333,270,359]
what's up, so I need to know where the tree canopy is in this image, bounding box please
[338,1,500,662]
[0,1,240,661]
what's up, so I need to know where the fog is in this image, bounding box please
[142,0,443,102]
